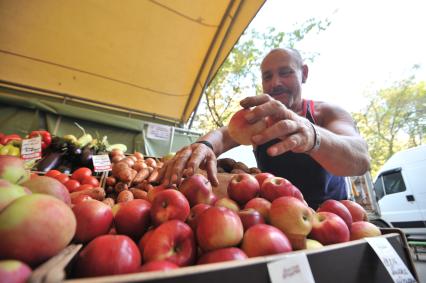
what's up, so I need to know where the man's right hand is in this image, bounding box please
[156,142,219,187]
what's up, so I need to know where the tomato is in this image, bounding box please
[73,184,94,192]
[64,179,81,193]
[55,173,70,184]
[45,169,62,178]
[71,167,93,182]
[81,176,100,187]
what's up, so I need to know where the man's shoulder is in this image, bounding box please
[310,100,352,125]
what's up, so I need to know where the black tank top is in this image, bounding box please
[253,99,347,209]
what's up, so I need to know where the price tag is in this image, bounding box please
[366,237,417,283]
[267,253,315,283]
[92,154,112,172]
[21,136,42,160]
[146,123,171,141]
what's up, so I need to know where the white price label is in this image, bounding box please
[366,237,417,283]
[92,154,112,172]
[146,123,171,141]
[267,253,315,283]
[21,136,42,160]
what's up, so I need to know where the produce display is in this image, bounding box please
[0,149,384,281]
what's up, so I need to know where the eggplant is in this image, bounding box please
[80,145,95,170]
[36,151,66,172]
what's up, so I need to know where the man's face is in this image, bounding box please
[261,50,305,110]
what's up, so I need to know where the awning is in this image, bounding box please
[0,0,266,124]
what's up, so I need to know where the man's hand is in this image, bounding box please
[156,143,219,187]
[241,94,316,155]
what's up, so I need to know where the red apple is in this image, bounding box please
[317,199,353,229]
[196,206,244,252]
[0,156,29,184]
[254,172,275,187]
[74,234,141,277]
[72,199,113,243]
[138,229,155,256]
[238,208,265,231]
[140,260,179,272]
[0,259,32,283]
[147,184,176,203]
[22,176,71,205]
[340,200,368,222]
[186,203,211,231]
[214,197,240,212]
[113,199,151,240]
[241,224,292,257]
[350,221,381,240]
[244,197,271,223]
[0,194,76,267]
[269,196,313,250]
[227,173,260,205]
[178,174,215,206]
[197,247,247,265]
[150,189,190,225]
[260,177,303,202]
[143,220,196,267]
[228,108,268,145]
[310,211,350,245]
[0,180,31,212]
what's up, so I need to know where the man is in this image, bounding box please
[157,48,370,209]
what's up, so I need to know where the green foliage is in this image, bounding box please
[353,76,426,176]
[190,18,331,133]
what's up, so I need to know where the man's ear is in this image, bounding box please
[302,64,309,83]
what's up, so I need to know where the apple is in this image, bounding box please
[178,174,215,206]
[0,180,31,212]
[238,208,265,231]
[196,206,244,252]
[227,173,260,205]
[0,194,76,266]
[350,221,381,240]
[254,172,275,187]
[241,224,292,257]
[72,200,113,243]
[317,199,353,229]
[147,184,169,203]
[214,197,240,212]
[143,220,196,267]
[22,176,71,205]
[340,200,368,222]
[228,108,268,145]
[138,229,155,256]
[0,156,29,184]
[244,197,271,223]
[186,203,211,231]
[150,189,190,225]
[306,239,323,250]
[0,259,32,283]
[140,260,179,272]
[260,177,303,202]
[269,196,313,250]
[113,199,152,240]
[197,247,247,265]
[74,234,141,277]
[310,211,350,245]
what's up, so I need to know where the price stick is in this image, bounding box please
[21,136,42,160]
[92,154,112,172]
[366,237,417,283]
[267,253,315,283]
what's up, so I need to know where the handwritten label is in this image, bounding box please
[146,123,171,141]
[21,136,42,160]
[267,253,315,283]
[92,155,112,172]
[366,237,417,283]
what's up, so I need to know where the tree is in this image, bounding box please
[189,18,331,132]
[353,76,426,176]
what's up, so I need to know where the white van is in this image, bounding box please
[373,145,426,236]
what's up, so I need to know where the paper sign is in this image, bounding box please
[146,123,171,141]
[366,237,417,283]
[267,253,315,283]
[21,136,42,160]
[92,154,112,172]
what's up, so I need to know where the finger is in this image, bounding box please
[240,94,272,108]
[186,145,211,176]
[266,133,302,156]
[205,155,219,186]
[170,148,194,185]
[252,119,298,145]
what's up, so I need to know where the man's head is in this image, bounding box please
[260,48,308,111]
